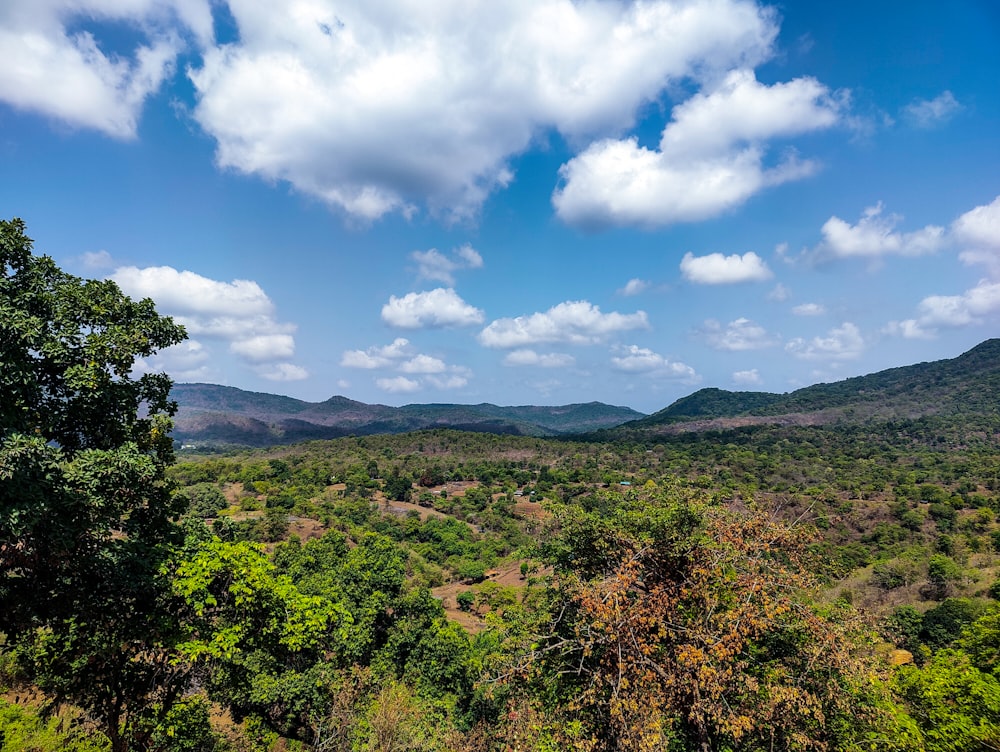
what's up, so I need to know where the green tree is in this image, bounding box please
[383,468,413,502]
[0,218,187,751]
[172,538,350,742]
[895,649,1000,751]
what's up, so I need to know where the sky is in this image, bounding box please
[1,1,999,414]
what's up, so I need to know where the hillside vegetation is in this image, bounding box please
[630,338,1000,431]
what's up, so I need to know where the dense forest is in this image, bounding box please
[4,216,1000,750]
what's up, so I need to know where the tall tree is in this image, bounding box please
[0,218,188,750]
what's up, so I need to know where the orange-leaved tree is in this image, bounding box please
[506,481,910,752]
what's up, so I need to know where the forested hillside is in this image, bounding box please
[4,218,1000,751]
[629,338,1000,431]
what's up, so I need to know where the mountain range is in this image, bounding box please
[171,339,1000,447]
[169,384,645,447]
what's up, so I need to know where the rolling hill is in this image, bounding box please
[620,338,1000,435]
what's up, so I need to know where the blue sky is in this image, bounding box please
[1,1,998,413]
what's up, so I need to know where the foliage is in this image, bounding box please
[0,218,188,751]
[507,484,900,752]
[0,699,110,751]
[895,649,1000,751]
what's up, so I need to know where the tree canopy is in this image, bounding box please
[1,218,187,750]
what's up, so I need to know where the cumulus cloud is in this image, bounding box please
[953,195,1000,273]
[112,264,303,370]
[553,69,842,228]
[732,368,762,385]
[903,91,961,128]
[425,373,470,390]
[0,0,211,138]
[792,303,825,316]
[340,338,411,369]
[258,363,310,381]
[230,334,296,362]
[399,354,447,374]
[342,338,470,392]
[699,318,778,351]
[412,244,483,285]
[502,350,575,368]
[786,322,864,360]
[610,345,699,381]
[881,196,1000,340]
[187,0,778,221]
[888,280,1000,339]
[816,202,946,259]
[381,288,484,329]
[619,278,650,296]
[376,376,421,394]
[680,251,772,284]
[479,301,648,348]
[133,339,212,382]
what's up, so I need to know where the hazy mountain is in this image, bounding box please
[170,384,645,447]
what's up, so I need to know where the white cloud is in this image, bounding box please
[904,91,961,128]
[502,350,575,368]
[381,288,484,329]
[610,345,699,381]
[188,0,778,221]
[553,69,842,228]
[0,0,211,138]
[786,322,864,360]
[455,244,483,268]
[699,318,778,351]
[426,374,469,390]
[133,339,212,382]
[888,280,1000,339]
[732,368,762,385]
[113,265,275,317]
[341,338,411,369]
[412,244,483,285]
[229,334,296,362]
[342,338,470,391]
[680,250,772,284]
[399,354,447,374]
[376,376,421,394]
[817,202,945,259]
[792,303,825,316]
[112,264,302,367]
[258,363,310,381]
[619,278,650,296]
[479,300,648,348]
[954,195,1000,273]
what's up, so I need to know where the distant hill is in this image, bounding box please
[620,338,1000,435]
[170,383,645,447]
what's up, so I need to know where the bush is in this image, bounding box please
[456,590,475,612]
[182,484,229,518]
[921,598,988,649]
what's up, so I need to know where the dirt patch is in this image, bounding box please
[512,500,548,521]
[287,516,327,541]
[222,482,245,504]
